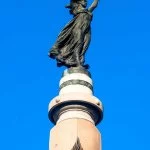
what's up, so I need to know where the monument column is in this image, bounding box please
[48,67,103,150]
[48,0,103,149]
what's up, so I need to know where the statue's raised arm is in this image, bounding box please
[88,0,99,12]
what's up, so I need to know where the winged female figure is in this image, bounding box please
[49,0,99,69]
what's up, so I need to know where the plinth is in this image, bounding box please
[48,67,103,150]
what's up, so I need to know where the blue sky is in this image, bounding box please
[0,0,150,149]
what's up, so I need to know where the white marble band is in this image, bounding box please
[57,110,95,124]
[59,85,93,95]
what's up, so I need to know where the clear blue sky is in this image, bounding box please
[0,0,150,149]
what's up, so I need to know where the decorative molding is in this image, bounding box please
[49,101,103,125]
[60,79,93,90]
[71,137,83,150]
[59,73,93,86]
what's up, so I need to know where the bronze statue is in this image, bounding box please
[49,0,99,69]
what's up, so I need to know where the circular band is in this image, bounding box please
[49,101,103,125]
[60,79,93,90]
[60,73,93,86]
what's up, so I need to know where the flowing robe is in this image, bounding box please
[49,9,93,67]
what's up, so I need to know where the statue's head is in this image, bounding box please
[66,0,87,9]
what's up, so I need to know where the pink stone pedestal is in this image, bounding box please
[50,119,101,150]
[48,67,103,150]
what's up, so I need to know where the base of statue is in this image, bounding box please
[48,67,103,150]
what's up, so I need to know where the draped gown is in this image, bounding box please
[49,9,93,68]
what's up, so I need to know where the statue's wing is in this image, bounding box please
[88,0,99,12]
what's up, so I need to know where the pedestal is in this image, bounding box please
[48,67,103,150]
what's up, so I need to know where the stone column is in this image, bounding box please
[48,67,103,150]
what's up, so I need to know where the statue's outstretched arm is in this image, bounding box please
[88,0,99,12]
